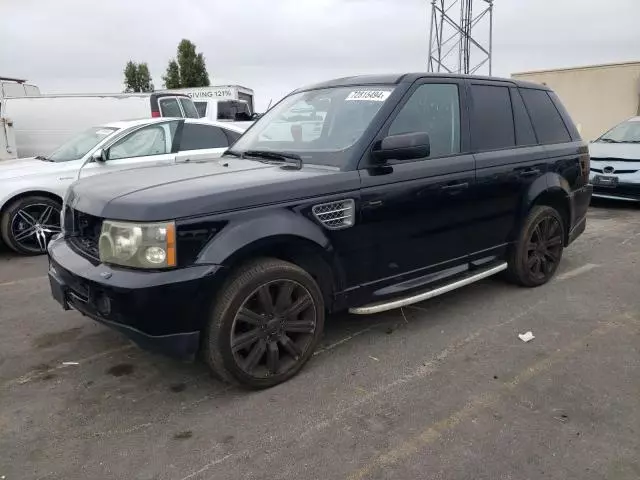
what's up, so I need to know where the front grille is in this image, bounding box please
[69,235,100,260]
[591,167,638,174]
[65,208,103,260]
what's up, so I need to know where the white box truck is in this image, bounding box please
[3,92,199,158]
[165,85,256,122]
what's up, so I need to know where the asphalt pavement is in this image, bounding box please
[1,201,639,480]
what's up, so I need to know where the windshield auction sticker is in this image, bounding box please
[345,90,391,102]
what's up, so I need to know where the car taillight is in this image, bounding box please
[579,146,590,184]
[151,110,160,118]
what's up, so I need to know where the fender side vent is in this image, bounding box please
[312,199,355,230]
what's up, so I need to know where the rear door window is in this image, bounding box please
[179,123,229,150]
[510,88,537,146]
[159,97,183,117]
[179,98,200,118]
[519,88,571,144]
[470,84,515,151]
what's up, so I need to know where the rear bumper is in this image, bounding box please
[567,184,592,245]
[47,236,222,359]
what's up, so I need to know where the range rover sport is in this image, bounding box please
[48,73,592,388]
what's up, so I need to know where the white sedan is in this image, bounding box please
[0,118,245,254]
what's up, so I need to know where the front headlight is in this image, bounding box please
[99,220,176,269]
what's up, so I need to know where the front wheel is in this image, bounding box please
[202,258,325,389]
[506,205,565,287]
[0,196,62,255]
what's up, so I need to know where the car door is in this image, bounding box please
[174,122,233,162]
[79,121,180,179]
[469,82,548,258]
[358,79,476,294]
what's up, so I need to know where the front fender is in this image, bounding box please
[196,208,331,266]
[0,183,67,212]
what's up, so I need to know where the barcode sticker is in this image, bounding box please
[345,90,391,102]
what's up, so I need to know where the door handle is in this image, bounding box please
[440,182,469,191]
[519,168,540,177]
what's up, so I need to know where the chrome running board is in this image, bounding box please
[349,262,508,315]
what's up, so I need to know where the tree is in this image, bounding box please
[136,63,154,92]
[162,39,210,89]
[123,61,154,93]
[162,60,181,89]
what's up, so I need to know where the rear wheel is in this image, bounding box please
[1,196,62,255]
[506,205,565,287]
[202,258,325,389]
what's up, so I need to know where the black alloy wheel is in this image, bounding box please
[203,259,325,389]
[526,214,563,282]
[506,205,565,287]
[231,280,316,378]
[1,196,62,255]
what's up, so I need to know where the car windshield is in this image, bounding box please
[47,127,118,162]
[598,119,640,143]
[229,86,395,167]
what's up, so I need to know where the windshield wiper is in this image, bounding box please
[598,138,620,143]
[242,150,303,170]
[35,155,54,162]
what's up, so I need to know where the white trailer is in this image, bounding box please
[0,76,41,160]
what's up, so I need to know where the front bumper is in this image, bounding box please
[591,181,640,202]
[47,236,223,359]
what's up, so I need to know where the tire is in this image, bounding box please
[0,196,62,255]
[506,205,565,287]
[202,258,325,389]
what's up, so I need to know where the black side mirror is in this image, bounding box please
[91,148,106,163]
[372,132,430,164]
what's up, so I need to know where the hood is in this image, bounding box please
[0,157,62,180]
[67,158,358,221]
[589,142,640,161]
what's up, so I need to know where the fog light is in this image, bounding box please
[144,246,167,265]
[96,294,111,316]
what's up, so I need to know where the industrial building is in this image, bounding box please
[512,61,640,140]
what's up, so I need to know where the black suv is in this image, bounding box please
[48,74,592,388]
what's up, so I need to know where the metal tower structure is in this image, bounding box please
[428,0,494,75]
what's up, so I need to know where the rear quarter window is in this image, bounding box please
[519,88,571,144]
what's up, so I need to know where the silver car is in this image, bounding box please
[589,116,640,202]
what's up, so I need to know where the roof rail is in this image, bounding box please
[0,76,27,83]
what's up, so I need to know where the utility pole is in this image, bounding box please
[428,0,494,75]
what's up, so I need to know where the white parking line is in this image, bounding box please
[0,275,47,288]
[313,325,379,356]
[555,263,600,281]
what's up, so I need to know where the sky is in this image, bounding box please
[2,0,640,111]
